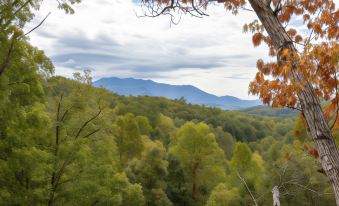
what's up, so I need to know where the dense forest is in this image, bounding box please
[1,64,338,205]
[1,0,339,205]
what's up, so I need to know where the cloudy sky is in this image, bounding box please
[26,0,271,99]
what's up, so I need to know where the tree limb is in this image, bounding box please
[75,107,102,139]
[82,128,101,139]
[13,0,33,17]
[24,12,51,36]
[236,171,258,206]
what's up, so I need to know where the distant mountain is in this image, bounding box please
[93,77,262,110]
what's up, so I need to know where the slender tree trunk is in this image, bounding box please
[248,1,339,204]
[48,95,63,206]
[191,162,199,199]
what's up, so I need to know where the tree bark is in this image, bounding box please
[248,1,339,205]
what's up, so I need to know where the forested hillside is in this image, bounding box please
[1,0,339,205]
[1,69,337,205]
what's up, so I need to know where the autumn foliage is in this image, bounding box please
[246,0,339,129]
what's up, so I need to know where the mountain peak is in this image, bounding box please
[93,77,261,110]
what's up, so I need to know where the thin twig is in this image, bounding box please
[82,129,101,139]
[236,171,258,206]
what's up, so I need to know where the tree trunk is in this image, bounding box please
[191,162,199,199]
[272,186,280,206]
[248,0,339,205]
[48,95,63,206]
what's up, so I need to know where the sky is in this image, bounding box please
[26,0,271,99]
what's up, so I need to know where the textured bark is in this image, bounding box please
[248,1,339,204]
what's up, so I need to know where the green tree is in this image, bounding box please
[228,142,263,205]
[114,113,144,168]
[166,154,190,206]
[0,21,54,205]
[211,126,236,160]
[206,184,241,206]
[153,114,176,145]
[44,77,145,206]
[127,139,172,206]
[136,115,153,136]
[170,122,226,205]
[73,69,93,85]
[260,141,335,206]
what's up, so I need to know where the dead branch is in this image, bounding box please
[236,171,258,206]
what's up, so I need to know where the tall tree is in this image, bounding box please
[44,77,146,206]
[140,0,339,203]
[127,139,172,206]
[113,113,144,168]
[227,142,263,205]
[170,122,226,205]
[0,0,81,76]
[166,154,190,206]
[0,25,54,204]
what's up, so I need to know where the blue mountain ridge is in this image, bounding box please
[93,77,262,110]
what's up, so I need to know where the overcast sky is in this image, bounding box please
[26,0,272,99]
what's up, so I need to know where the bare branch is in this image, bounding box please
[75,107,102,139]
[240,7,254,12]
[236,171,258,206]
[285,182,333,196]
[24,12,51,36]
[285,105,302,112]
[82,128,101,139]
[139,0,210,24]
[61,105,74,122]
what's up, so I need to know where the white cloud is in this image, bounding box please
[26,0,270,99]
